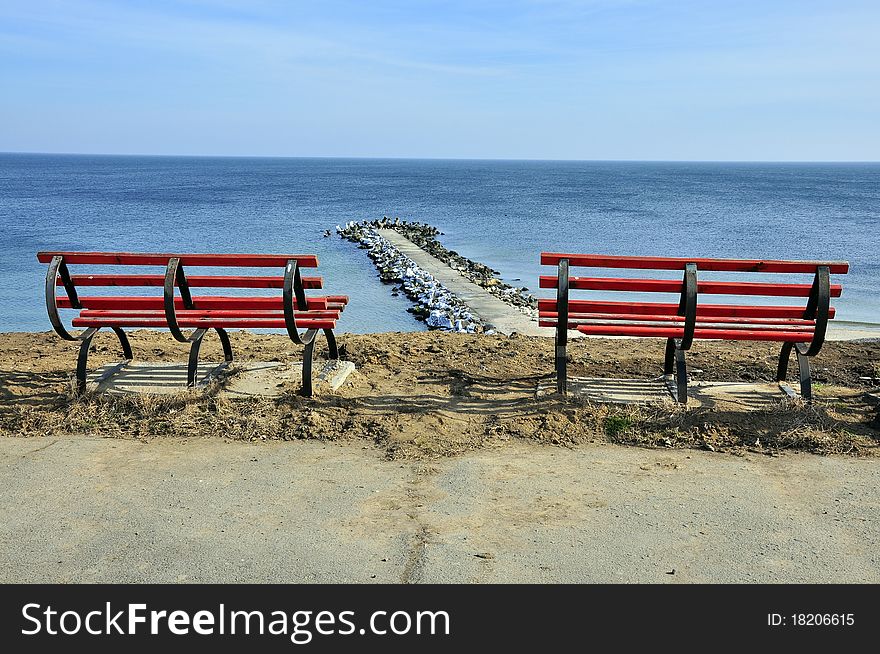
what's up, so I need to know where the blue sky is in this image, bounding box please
[1,0,878,160]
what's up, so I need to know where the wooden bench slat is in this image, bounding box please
[574,324,815,342]
[537,299,836,319]
[72,317,337,330]
[541,319,815,332]
[38,252,320,267]
[538,311,818,326]
[541,252,849,274]
[79,309,341,319]
[63,274,323,289]
[539,275,843,297]
[58,296,329,311]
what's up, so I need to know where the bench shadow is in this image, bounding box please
[91,363,227,395]
[306,370,814,420]
[688,381,791,410]
[554,376,673,405]
[310,369,554,417]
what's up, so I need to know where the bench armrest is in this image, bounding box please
[677,263,698,350]
[283,259,318,346]
[163,257,194,342]
[44,255,83,341]
[797,265,831,357]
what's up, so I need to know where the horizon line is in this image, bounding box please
[2,150,879,165]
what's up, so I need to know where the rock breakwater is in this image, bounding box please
[337,217,538,332]
[337,221,485,332]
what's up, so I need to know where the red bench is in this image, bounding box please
[38,251,349,396]
[539,253,848,403]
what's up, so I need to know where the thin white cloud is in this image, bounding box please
[2,0,509,76]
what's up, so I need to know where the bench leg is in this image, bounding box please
[73,327,134,396]
[776,342,794,384]
[302,340,315,397]
[556,345,567,395]
[663,338,688,404]
[75,327,100,395]
[664,338,676,375]
[301,329,342,397]
[777,343,813,402]
[112,327,133,360]
[323,328,339,359]
[186,328,233,388]
[215,328,234,363]
[796,350,812,402]
[555,258,569,396]
[674,347,688,404]
[187,329,208,387]
[300,329,319,397]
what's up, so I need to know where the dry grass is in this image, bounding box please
[598,400,872,455]
[5,389,874,459]
[1,330,877,459]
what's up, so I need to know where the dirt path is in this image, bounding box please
[1,436,877,583]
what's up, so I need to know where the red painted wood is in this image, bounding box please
[538,275,843,297]
[537,299,836,319]
[540,318,815,332]
[38,252,319,267]
[538,312,818,326]
[540,252,849,274]
[79,309,341,319]
[63,274,323,289]
[574,324,814,342]
[72,317,337,329]
[58,296,330,311]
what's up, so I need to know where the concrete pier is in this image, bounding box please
[378,229,545,337]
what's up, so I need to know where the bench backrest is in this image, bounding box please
[37,252,320,267]
[38,251,341,342]
[539,252,848,349]
[39,251,326,304]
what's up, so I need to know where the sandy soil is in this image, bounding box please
[1,330,878,458]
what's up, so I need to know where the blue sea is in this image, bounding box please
[1,153,878,333]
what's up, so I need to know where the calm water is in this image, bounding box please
[1,154,878,333]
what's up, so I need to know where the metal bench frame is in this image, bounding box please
[42,253,344,396]
[548,256,840,404]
